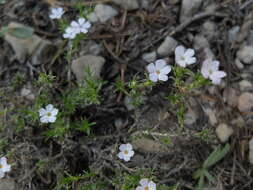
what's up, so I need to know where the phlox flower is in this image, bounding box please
[136,178,156,190]
[117,143,134,162]
[147,59,171,82]
[49,7,64,19]
[70,18,91,34]
[63,26,78,39]
[175,45,196,67]
[39,104,58,123]
[0,157,11,179]
[201,59,226,85]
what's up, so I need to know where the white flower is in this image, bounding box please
[0,157,11,179]
[39,104,58,123]
[70,18,91,34]
[117,143,134,162]
[136,178,156,190]
[49,7,64,19]
[147,59,171,82]
[63,26,78,39]
[175,45,196,67]
[201,59,227,85]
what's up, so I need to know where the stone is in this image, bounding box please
[180,0,203,23]
[0,179,16,190]
[87,12,99,23]
[238,92,253,112]
[71,55,105,82]
[239,80,252,91]
[157,36,178,56]
[112,0,139,10]
[131,136,169,153]
[142,51,157,62]
[21,87,35,100]
[193,35,214,59]
[249,138,253,164]
[124,96,136,111]
[184,108,197,125]
[223,88,238,107]
[94,4,118,23]
[203,108,217,126]
[4,22,56,65]
[235,58,244,70]
[215,123,233,143]
[228,26,240,43]
[202,21,217,40]
[81,40,103,55]
[237,45,253,64]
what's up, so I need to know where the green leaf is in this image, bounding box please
[203,143,230,169]
[0,27,8,38]
[0,0,6,4]
[8,26,34,39]
[204,170,215,182]
[196,175,205,190]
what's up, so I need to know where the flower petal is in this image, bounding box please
[139,178,149,186]
[147,63,156,73]
[48,116,56,123]
[176,60,186,68]
[51,108,58,116]
[155,59,166,70]
[46,104,54,111]
[117,152,124,159]
[158,74,168,81]
[126,143,133,150]
[123,156,130,162]
[71,21,79,28]
[149,73,158,82]
[0,171,4,179]
[186,57,196,65]
[136,187,143,190]
[78,18,86,25]
[39,108,46,116]
[160,65,171,74]
[201,59,211,78]
[83,21,91,29]
[119,144,127,151]
[40,116,49,123]
[210,71,226,85]
[128,150,134,157]
[184,48,195,57]
[149,181,156,190]
[175,45,185,57]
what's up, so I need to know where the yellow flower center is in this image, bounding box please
[209,69,213,75]
[0,164,2,169]
[47,112,52,117]
[124,150,129,155]
[144,186,149,190]
[156,70,160,75]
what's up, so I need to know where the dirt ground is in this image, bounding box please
[1,0,253,189]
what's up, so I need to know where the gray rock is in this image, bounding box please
[112,0,139,10]
[203,108,217,126]
[124,96,136,111]
[4,22,56,65]
[239,80,252,91]
[157,36,178,56]
[142,51,157,62]
[228,26,240,43]
[223,88,238,107]
[235,58,244,70]
[237,45,253,64]
[202,21,217,40]
[238,92,253,112]
[184,108,197,125]
[87,12,99,23]
[249,138,253,164]
[180,0,203,23]
[71,55,105,82]
[94,4,118,23]
[0,179,16,190]
[21,87,35,100]
[81,41,103,55]
[193,35,214,59]
[215,123,233,143]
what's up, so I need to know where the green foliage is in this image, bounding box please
[74,2,94,18]
[8,26,34,39]
[11,73,25,90]
[193,144,230,190]
[54,171,96,190]
[72,118,96,136]
[0,27,7,37]
[195,129,215,142]
[0,0,6,4]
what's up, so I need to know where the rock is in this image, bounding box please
[238,93,253,112]
[249,138,253,164]
[239,80,252,91]
[223,88,238,107]
[4,22,56,64]
[21,87,35,100]
[0,179,16,190]
[81,41,103,55]
[203,108,217,126]
[94,4,118,23]
[71,55,105,82]
[201,21,217,40]
[237,45,253,64]
[124,96,136,111]
[112,0,139,10]
[131,136,169,153]
[157,36,178,56]
[228,26,240,43]
[184,108,197,125]
[142,51,157,62]
[180,0,203,23]
[235,58,244,70]
[140,0,151,9]
[215,123,233,143]
[193,35,214,59]
[87,12,99,23]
